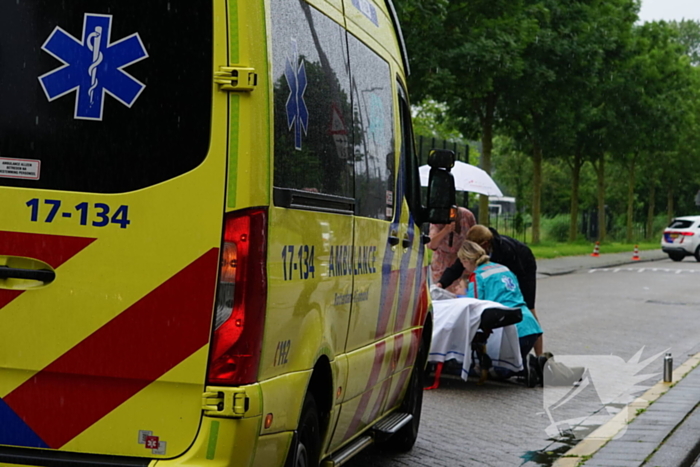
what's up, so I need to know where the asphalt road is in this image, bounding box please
[346,256,700,467]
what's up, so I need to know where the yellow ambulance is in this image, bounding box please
[0,0,456,466]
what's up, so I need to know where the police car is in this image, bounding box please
[661,216,700,262]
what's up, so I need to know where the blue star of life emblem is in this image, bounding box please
[38,13,149,121]
[284,39,309,150]
[502,276,516,291]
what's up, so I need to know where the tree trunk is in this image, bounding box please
[625,155,637,243]
[646,180,656,240]
[595,154,606,242]
[531,141,543,244]
[478,95,496,226]
[568,149,583,242]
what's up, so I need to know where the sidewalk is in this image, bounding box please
[537,249,668,276]
[553,353,700,467]
[538,249,700,467]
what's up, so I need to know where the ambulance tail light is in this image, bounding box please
[208,208,267,386]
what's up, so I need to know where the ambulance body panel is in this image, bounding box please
[0,0,229,460]
[0,0,447,465]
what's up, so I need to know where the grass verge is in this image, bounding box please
[530,241,660,259]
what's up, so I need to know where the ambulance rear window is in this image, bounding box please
[0,2,212,193]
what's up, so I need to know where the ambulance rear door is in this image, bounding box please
[0,0,229,460]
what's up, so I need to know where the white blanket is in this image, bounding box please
[428,295,523,380]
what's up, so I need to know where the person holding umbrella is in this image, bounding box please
[419,160,500,295]
[427,206,476,294]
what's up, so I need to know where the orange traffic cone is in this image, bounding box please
[591,242,600,257]
[632,245,640,261]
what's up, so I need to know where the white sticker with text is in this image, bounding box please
[0,157,41,180]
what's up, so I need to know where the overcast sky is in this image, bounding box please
[638,0,700,23]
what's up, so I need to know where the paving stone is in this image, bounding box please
[590,450,648,462]
[613,429,668,443]
[633,414,684,425]
[643,403,700,467]
[638,409,686,418]
[596,440,657,455]
[633,417,682,427]
[583,459,641,467]
[647,403,696,412]
[617,423,671,431]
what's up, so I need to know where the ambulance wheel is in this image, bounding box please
[287,394,321,467]
[694,246,700,262]
[387,340,426,452]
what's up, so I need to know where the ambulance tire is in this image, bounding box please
[287,393,321,467]
[386,340,426,452]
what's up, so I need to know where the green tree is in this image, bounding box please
[397,0,700,242]
[397,0,540,225]
[607,22,698,240]
[501,0,638,242]
[670,19,700,66]
[411,99,466,143]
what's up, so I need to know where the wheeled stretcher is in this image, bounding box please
[426,295,523,389]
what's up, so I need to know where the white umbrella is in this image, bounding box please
[419,161,503,197]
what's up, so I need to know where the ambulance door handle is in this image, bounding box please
[402,235,412,249]
[0,266,55,284]
[388,233,400,246]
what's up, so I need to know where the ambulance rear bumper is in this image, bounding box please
[0,415,267,467]
[153,415,265,467]
[0,445,149,466]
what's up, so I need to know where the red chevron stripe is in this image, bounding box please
[342,341,386,441]
[412,275,429,327]
[386,329,421,407]
[4,248,219,448]
[0,231,96,267]
[407,328,421,370]
[0,231,96,309]
[386,369,411,409]
[390,333,404,374]
[375,270,399,339]
[393,268,417,333]
[0,290,23,310]
[367,379,392,422]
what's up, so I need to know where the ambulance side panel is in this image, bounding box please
[327,0,428,450]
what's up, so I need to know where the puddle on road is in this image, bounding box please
[521,397,633,465]
[520,432,578,466]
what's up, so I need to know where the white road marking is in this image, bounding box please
[590,268,698,274]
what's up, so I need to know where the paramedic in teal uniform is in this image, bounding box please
[457,240,542,367]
